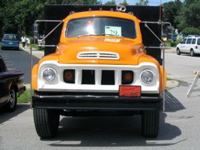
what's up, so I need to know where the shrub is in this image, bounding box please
[182,27,200,35]
[171,42,177,47]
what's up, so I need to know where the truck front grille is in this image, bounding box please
[63,69,133,85]
[82,70,95,84]
[101,70,114,85]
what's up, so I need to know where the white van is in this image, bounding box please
[176,35,200,56]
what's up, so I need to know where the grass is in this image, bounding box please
[18,89,32,103]
[167,77,174,81]
[31,44,44,51]
[164,42,171,47]
[30,44,39,50]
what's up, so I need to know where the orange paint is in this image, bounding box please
[32,10,166,93]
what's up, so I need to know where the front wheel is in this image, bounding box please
[176,48,181,55]
[142,110,160,138]
[33,109,60,138]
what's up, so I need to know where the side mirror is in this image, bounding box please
[33,22,38,40]
[167,32,173,42]
[162,25,173,42]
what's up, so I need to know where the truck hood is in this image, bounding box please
[56,37,145,65]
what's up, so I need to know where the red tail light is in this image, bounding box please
[122,71,133,84]
[63,70,75,83]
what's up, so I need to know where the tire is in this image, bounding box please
[176,48,181,55]
[190,49,195,56]
[142,110,160,138]
[33,109,60,138]
[4,87,17,112]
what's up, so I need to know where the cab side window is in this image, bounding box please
[186,38,192,44]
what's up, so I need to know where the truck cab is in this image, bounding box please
[32,6,166,138]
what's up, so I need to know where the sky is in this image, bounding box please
[101,0,174,6]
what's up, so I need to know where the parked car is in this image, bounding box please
[0,55,26,112]
[1,34,20,50]
[176,35,200,56]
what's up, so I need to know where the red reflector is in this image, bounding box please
[124,72,132,81]
[63,70,75,83]
[65,72,72,79]
[122,71,133,84]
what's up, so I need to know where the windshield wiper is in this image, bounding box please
[78,33,100,37]
[101,33,126,38]
[100,33,114,36]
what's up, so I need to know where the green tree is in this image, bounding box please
[104,0,116,5]
[0,0,102,36]
[63,0,102,4]
[176,0,200,30]
[119,0,129,6]
[136,0,149,6]
[163,0,182,29]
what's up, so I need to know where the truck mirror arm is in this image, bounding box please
[33,20,62,47]
[141,21,172,50]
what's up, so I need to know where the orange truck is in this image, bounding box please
[32,5,168,138]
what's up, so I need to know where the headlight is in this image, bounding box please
[42,68,56,82]
[141,70,154,84]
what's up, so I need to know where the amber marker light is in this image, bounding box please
[63,70,75,83]
[122,71,133,84]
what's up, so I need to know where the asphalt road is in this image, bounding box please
[165,51,200,83]
[0,48,39,83]
[1,49,200,150]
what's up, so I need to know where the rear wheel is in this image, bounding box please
[33,109,60,138]
[4,87,17,112]
[142,110,160,138]
[190,49,195,56]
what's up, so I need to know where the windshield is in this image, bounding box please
[3,34,18,40]
[66,17,136,39]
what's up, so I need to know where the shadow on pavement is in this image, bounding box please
[35,91,183,147]
[43,92,183,147]
[0,103,30,124]
[44,114,181,147]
